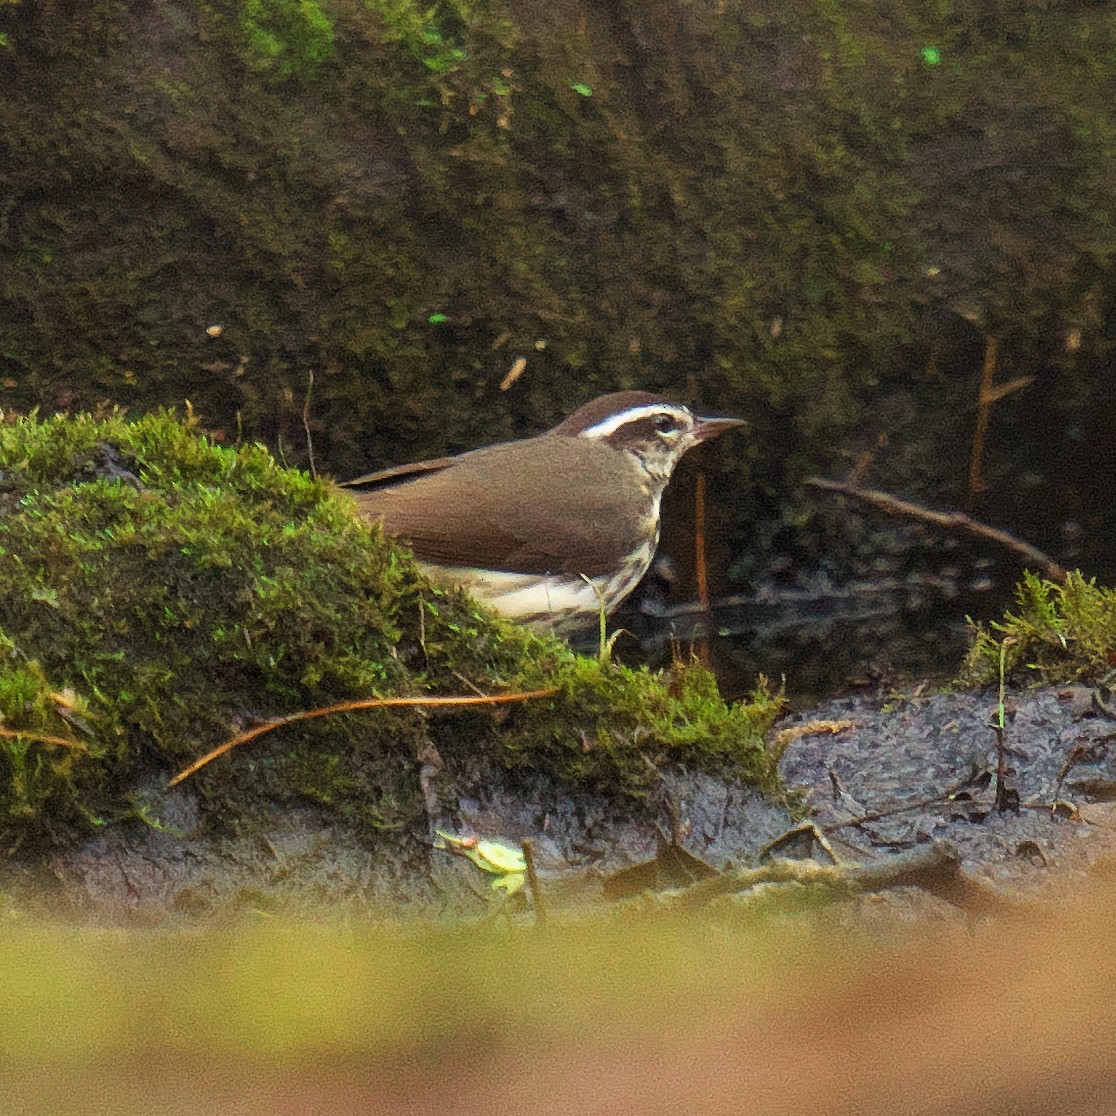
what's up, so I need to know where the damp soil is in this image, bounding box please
[779,685,1116,892]
[4,683,1114,927]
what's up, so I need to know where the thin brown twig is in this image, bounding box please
[450,669,488,698]
[167,688,559,788]
[695,473,709,612]
[1094,690,1116,721]
[968,334,996,496]
[0,726,88,751]
[303,368,317,478]
[655,841,1008,916]
[806,476,1068,582]
[1054,736,1114,800]
[694,472,710,667]
[521,837,547,927]
[820,770,989,834]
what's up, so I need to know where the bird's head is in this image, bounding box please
[552,391,745,483]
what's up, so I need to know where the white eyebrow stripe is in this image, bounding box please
[577,404,690,439]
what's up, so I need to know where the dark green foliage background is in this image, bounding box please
[0,0,1113,486]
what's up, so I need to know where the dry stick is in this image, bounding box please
[820,771,988,835]
[520,837,547,927]
[0,726,88,751]
[969,334,996,496]
[657,841,1007,916]
[806,477,1068,582]
[1094,690,1116,721]
[993,636,1018,813]
[695,473,709,611]
[694,472,711,667]
[167,688,559,788]
[303,368,317,478]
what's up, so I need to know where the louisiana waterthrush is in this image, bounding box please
[341,391,744,632]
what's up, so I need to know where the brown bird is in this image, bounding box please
[341,391,744,632]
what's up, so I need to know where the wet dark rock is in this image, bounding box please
[779,686,1116,886]
[2,763,794,926]
[5,684,1114,926]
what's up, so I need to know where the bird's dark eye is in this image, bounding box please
[654,414,679,434]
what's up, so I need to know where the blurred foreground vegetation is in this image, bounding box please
[6,877,1116,1115]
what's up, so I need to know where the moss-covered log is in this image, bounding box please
[0,411,779,849]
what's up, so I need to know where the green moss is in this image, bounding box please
[961,570,1116,686]
[5,0,1115,500]
[0,630,105,835]
[492,652,781,799]
[242,0,336,77]
[0,411,778,848]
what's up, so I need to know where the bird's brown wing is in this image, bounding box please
[344,436,650,578]
[340,455,458,490]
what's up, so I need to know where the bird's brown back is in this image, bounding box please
[345,434,654,577]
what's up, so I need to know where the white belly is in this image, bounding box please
[422,537,656,632]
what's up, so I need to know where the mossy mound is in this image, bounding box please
[0,411,779,850]
[962,571,1116,687]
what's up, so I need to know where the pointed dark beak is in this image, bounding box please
[693,413,747,442]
